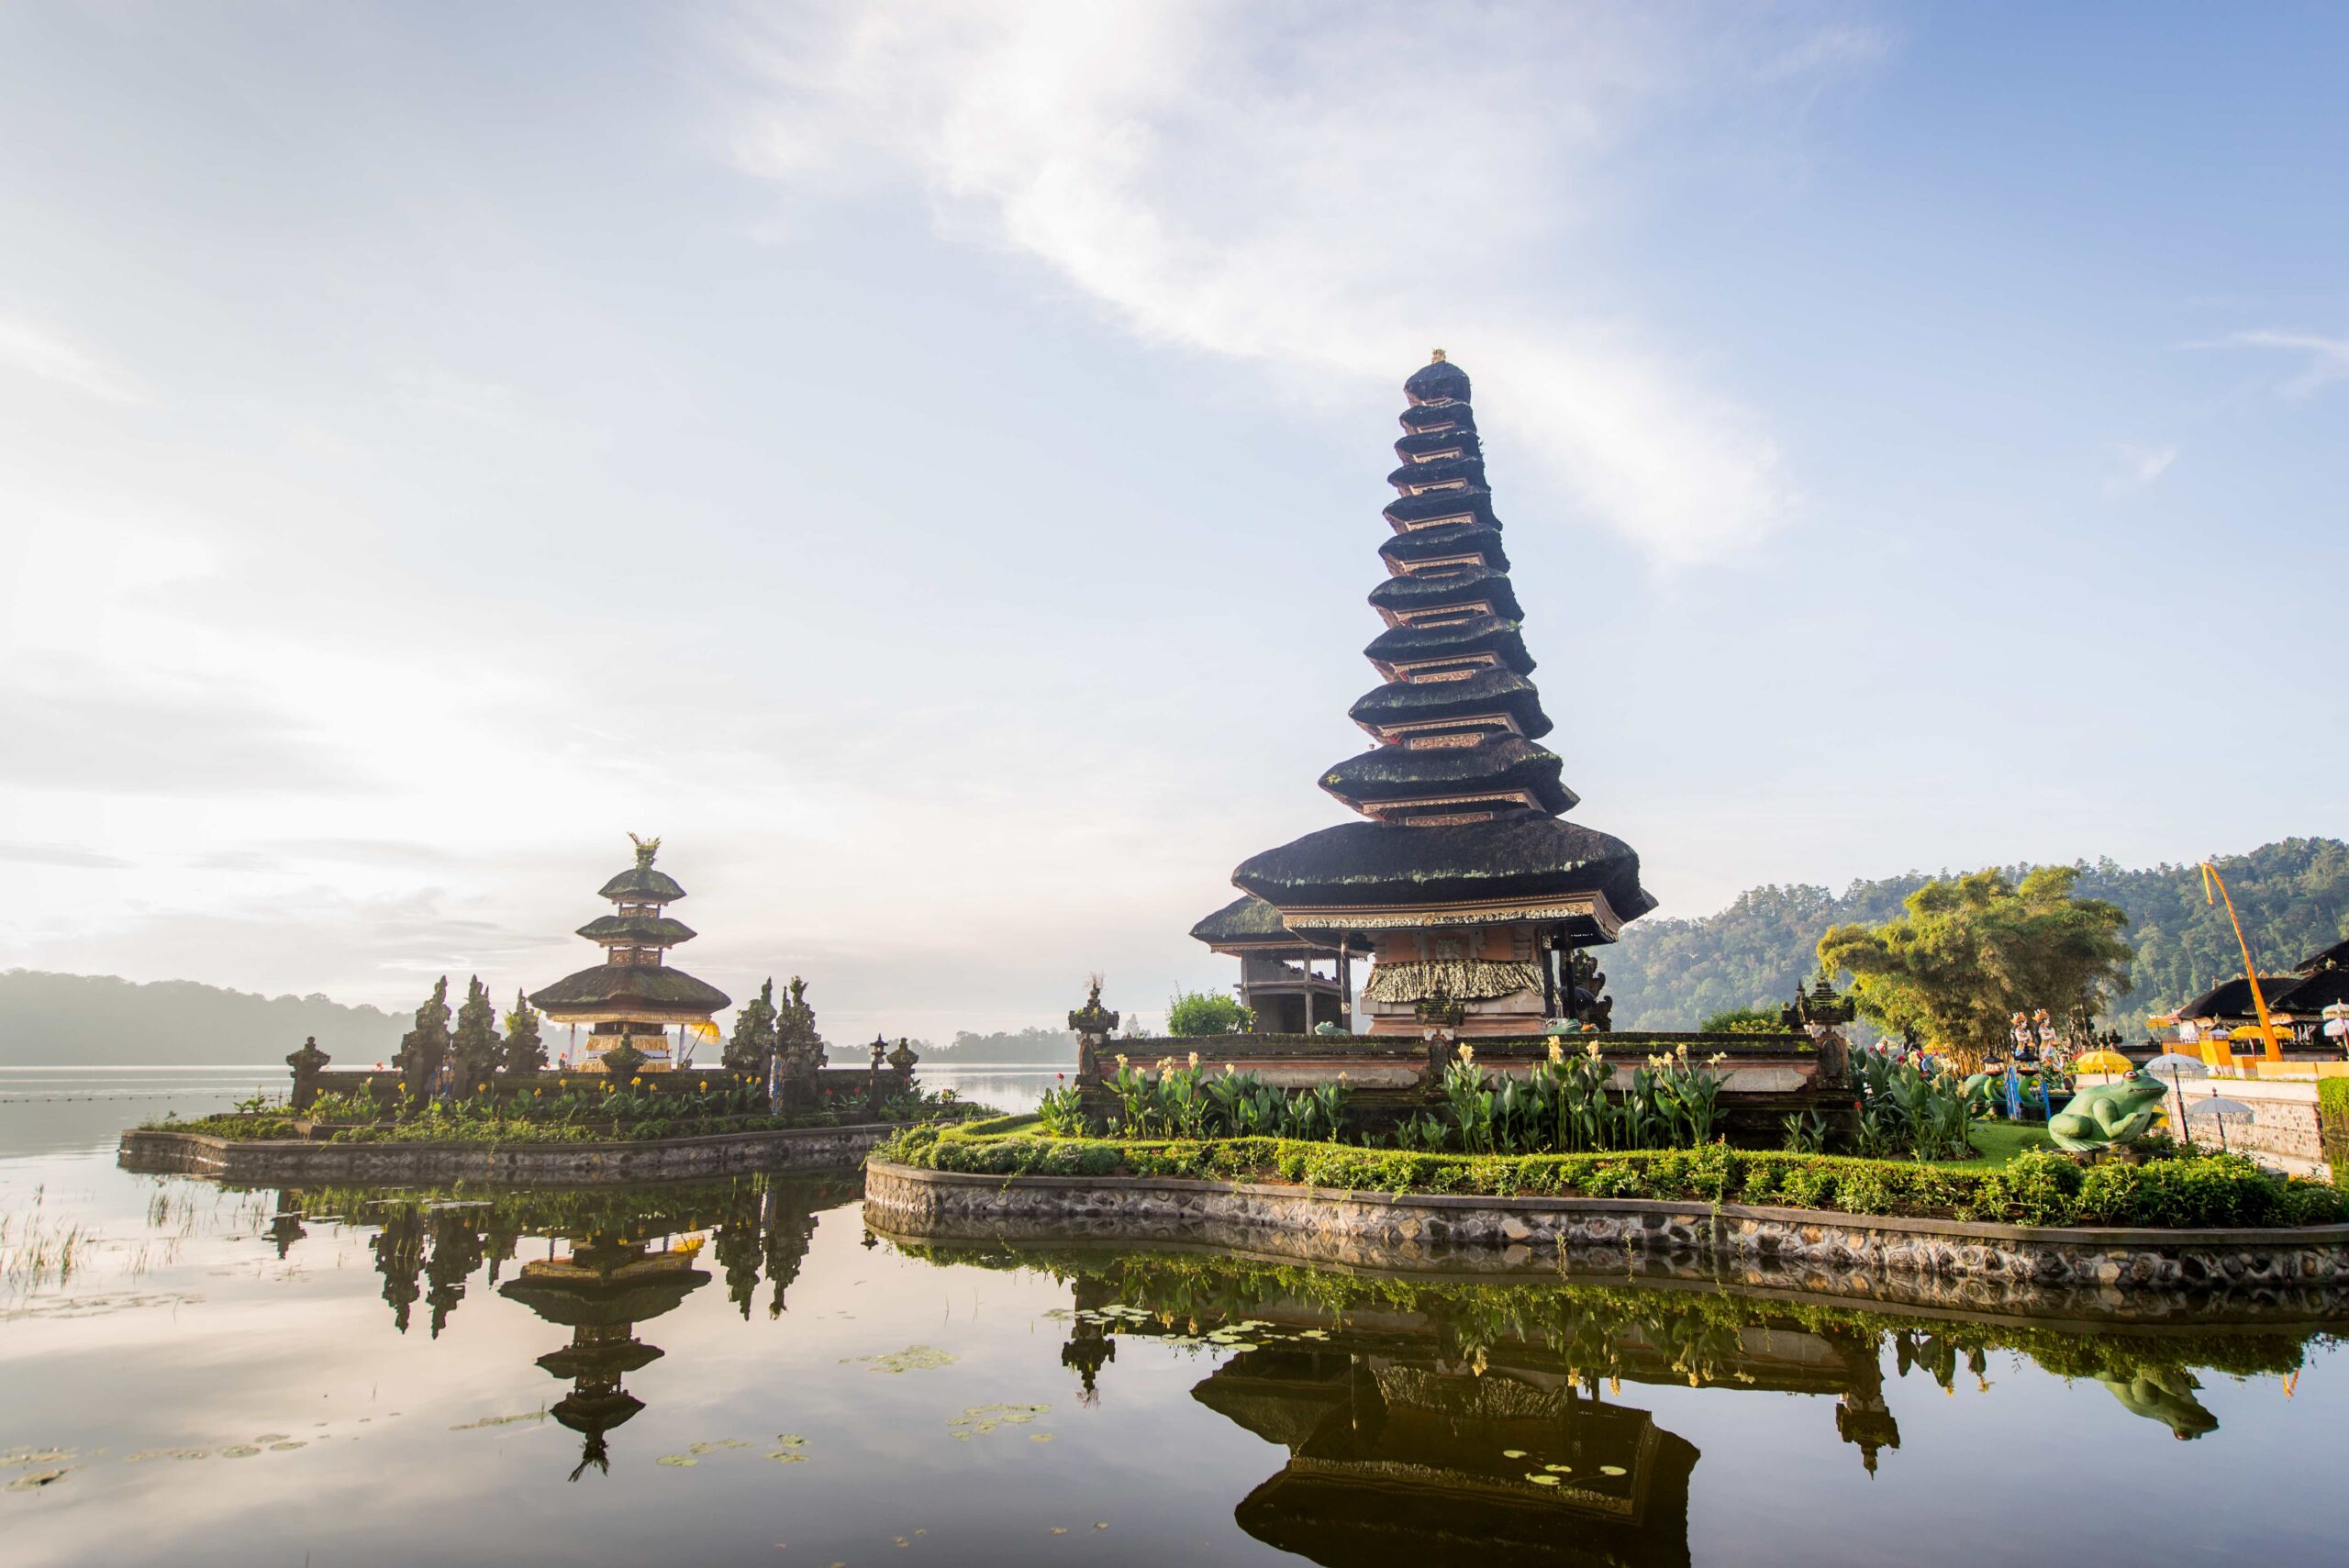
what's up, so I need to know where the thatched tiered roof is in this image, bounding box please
[1205,352,1654,936]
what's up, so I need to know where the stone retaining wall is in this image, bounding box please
[864,1161,2349,1323]
[119,1122,899,1184]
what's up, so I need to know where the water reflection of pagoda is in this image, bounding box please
[1218,353,1657,1036]
[335,1174,859,1475]
[1054,1273,1907,1568]
[500,1236,711,1480]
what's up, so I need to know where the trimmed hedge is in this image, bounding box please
[2321,1078,2349,1192]
[871,1127,2349,1230]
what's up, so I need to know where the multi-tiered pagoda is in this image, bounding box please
[1218,351,1655,1036]
[529,835,729,1071]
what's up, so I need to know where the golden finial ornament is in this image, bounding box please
[1430,348,1447,362]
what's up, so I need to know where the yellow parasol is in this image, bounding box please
[2073,1049,2134,1073]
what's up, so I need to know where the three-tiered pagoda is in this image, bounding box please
[1215,352,1655,1036]
[529,835,730,1071]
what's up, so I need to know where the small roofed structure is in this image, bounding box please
[2170,936,2349,1053]
[1190,894,1372,1034]
[1220,352,1656,1036]
[529,835,730,1072]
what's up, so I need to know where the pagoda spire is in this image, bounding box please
[1221,354,1655,1036]
[529,835,729,1070]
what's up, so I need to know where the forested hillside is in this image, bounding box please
[1607,839,2349,1031]
[0,970,406,1065]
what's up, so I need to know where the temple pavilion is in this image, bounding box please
[1210,352,1655,1036]
[1189,895,1369,1034]
[529,835,729,1071]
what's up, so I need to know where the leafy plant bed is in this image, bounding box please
[871,1124,2349,1230]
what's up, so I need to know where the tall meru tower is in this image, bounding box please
[1216,350,1655,1036]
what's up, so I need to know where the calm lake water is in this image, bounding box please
[5,1065,2345,1567]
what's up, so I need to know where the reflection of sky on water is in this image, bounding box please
[4,1071,2347,1568]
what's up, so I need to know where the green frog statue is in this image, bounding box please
[2047,1069,2169,1153]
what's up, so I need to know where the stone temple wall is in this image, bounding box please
[863,1161,2349,1325]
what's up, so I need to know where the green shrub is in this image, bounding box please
[868,1128,2349,1229]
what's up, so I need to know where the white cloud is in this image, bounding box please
[2206,328,2349,396]
[0,312,150,405]
[2102,441,2177,497]
[715,1,1876,562]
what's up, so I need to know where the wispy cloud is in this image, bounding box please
[0,841,134,870]
[2203,328,2349,396]
[716,1,1879,563]
[0,313,150,405]
[2102,442,2177,497]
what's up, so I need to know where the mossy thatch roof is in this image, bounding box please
[1403,357,1472,404]
[575,914,696,945]
[1393,428,1482,462]
[529,964,731,1015]
[597,863,686,902]
[1319,736,1577,815]
[1386,456,1486,492]
[1382,490,1496,532]
[1190,893,1297,945]
[1367,566,1522,621]
[1380,523,1508,573]
[1234,814,1654,925]
[1363,615,1532,675]
[1349,668,1552,740]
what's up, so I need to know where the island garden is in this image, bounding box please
[116,357,2348,1304]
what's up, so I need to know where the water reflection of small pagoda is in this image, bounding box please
[1207,353,1657,1036]
[500,1235,711,1480]
[529,835,730,1071]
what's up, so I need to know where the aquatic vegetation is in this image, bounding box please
[843,1345,957,1373]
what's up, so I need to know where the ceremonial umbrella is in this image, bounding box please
[2144,1052,2210,1149]
[2185,1094,2255,1153]
[2074,1049,2133,1073]
[2144,1052,2210,1079]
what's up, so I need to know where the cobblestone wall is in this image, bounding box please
[864,1162,2349,1323]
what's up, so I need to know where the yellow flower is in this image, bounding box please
[1546,1042,1564,1065]
[1187,1052,1200,1071]
[1456,1044,1475,1066]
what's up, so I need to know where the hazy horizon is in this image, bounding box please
[4,4,2343,1042]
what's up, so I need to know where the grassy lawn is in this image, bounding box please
[1935,1120,2055,1170]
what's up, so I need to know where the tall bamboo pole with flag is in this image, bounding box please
[2200,861,2282,1064]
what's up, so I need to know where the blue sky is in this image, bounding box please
[1,3,2342,1040]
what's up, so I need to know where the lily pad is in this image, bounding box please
[1501,1449,1528,1459]
[449,1412,548,1431]
[6,1469,70,1492]
[1527,1473,1562,1486]
[1543,1462,1574,1473]
[655,1454,698,1467]
[1599,1464,1628,1477]
[269,1442,306,1451]
[218,1445,262,1459]
[1030,1433,1055,1443]
[845,1345,958,1374]
[688,1440,751,1454]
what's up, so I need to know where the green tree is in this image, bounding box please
[1817,867,2132,1071]
[1165,989,1252,1037]
[501,989,547,1073]
[725,977,780,1073]
[392,976,452,1099]
[449,974,503,1094]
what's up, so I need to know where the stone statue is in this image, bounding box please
[1068,976,1119,1080]
[285,1036,331,1110]
[392,977,452,1101]
[2047,1071,2168,1152]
